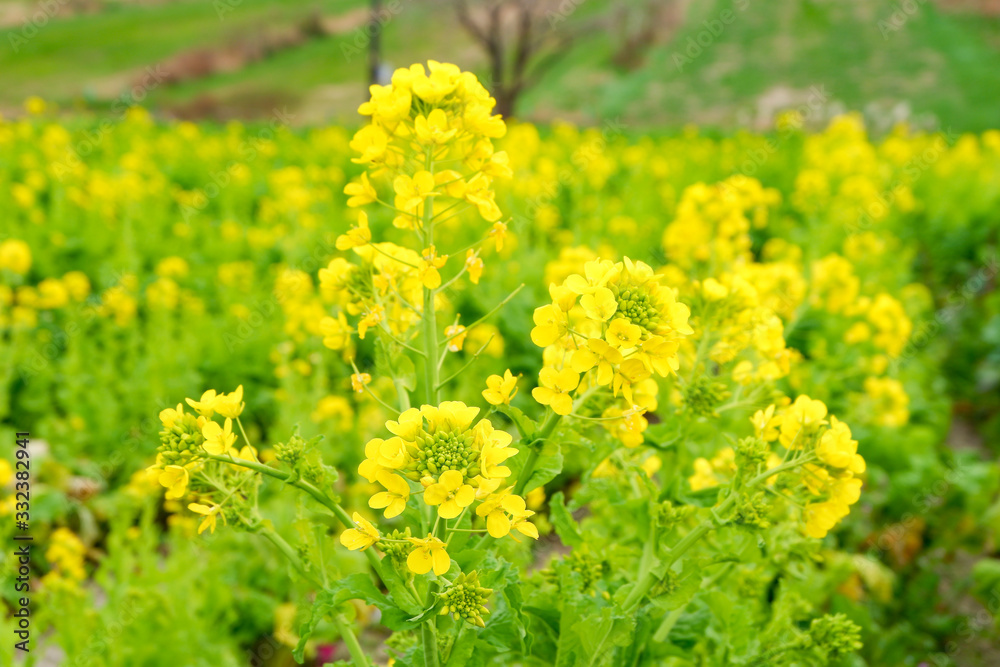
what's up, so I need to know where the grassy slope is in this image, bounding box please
[558,0,1000,131]
[0,0,353,103]
[2,0,1000,130]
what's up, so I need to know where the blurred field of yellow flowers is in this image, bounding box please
[3,61,1000,667]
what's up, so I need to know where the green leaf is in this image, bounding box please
[497,404,536,440]
[667,602,711,651]
[651,558,707,611]
[407,604,438,624]
[522,440,563,494]
[395,354,417,391]
[478,553,527,655]
[444,629,480,667]
[573,607,636,666]
[549,491,584,548]
[375,337,417,391]
[293,573,418,662]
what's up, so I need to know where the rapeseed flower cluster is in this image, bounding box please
[529,257,693,448]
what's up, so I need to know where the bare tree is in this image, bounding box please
[453,0,599,118]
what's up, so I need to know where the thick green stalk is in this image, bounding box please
[418,154,441,667]
[513,410,561,495]
[261,528,370,667]
[421,153,440,407]
[422,283,440,405]
[421,622,440,667]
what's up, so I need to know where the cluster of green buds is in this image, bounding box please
[544,549,607,594]
[807,613,863,659]
[735,565,773,598]
[681,377,730,417]
[654,500,697,531]
[437,571,492,628]
[735,436,771,474]
[734,492,771,529]
[650,568,680,600]
[610,283,661,333]
[378,528,414,569]
[274,432,333,488]
[408,430,482,483]
[273,434,308,468]
[157,406,205,465]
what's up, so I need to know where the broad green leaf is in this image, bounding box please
[522,440,563,494]
[651,558,708,611]
[549,491,584,548]
[293,573,418,661]
[497,404,536,440]
[573,607,636,666]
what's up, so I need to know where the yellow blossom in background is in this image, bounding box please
[0,239,32,275]
[863,376,910,427]
[444,323,466,352]
[465,250,484,284]
[351,373,372,394]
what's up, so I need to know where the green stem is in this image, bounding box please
[421,621,439,667]
[440,284,525,345]
[205,454,393,594]
[422,203,440,407]
[513,410,561,496]
[622,453,818,611]
[436,334,495,389]
[261,528,370,667]
[418,149,441,667]
[394,378,412,412]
